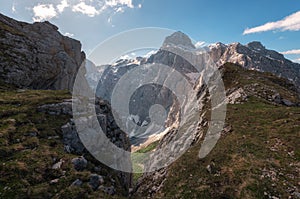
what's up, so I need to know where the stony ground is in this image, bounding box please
[0,82,128,199]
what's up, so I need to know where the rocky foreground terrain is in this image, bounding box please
[0,14,299,199]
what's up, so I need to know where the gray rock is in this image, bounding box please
[0,13,86,91]
[209,41,300,89]
[52,159,64,170]
[89,174,104,190]
[61,122,85,154]
[71,179,83,187]
[162,31,195,49]
[38,100,73,116]
[100,186,116,195]
[50,179,59,184]
[71,156,87,171]
[293,192,300,198]
[206,164,212,174]
[272,93,282,104]
[282,99,294,106]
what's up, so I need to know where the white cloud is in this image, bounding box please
[293,58,300,63]
[12,3,16,13]
[281,49,300,55]
[115,7,125,13]
[144,50,158,58]
[119,54,132,60]
[243,11,300,35]
[33,4,57,22]
[119,52,139,60]
[31,0,142,21]
[105,0,134,9]
[72,2,100,17]
[195,41,206,48]
[64,32,74,37]
[57,0,69,13]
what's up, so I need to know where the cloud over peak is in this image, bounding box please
[243,11,300,35]
[281,49,300,55]
[105,0,134,9]
[32,0,141,22]
[72,2,100,17]
[57,0,69,13]
[33,4,57,22]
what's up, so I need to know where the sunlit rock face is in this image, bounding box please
[0,13,85,90]
[209,41,300,88]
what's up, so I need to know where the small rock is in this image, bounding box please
[71,156,87,171]
[206,165,212,174]
[89,174,104,190]
[100,186,116,195]
[29,132,38,137]
[293,192,300,198]
[50,179,59,184]
[47,136,60,140]
[62,122,85,154]
[282,99,294,106]
[94,166,101,172]
[52,159,64,170]
[71,179,83,187]
[272,93,281,104]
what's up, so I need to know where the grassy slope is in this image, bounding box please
[136,64,300,198]
[132,141,160,184]
[0,82,126,199]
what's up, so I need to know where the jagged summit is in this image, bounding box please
[162,31,195,49]
[246,41,265,50]
[209,41,300,87]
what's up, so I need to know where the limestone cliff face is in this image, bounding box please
[0,13,85,90]
[209,41,300,88]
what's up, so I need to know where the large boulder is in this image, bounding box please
[0,13,85,91]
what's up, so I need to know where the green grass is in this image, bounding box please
[134,64,300,199]
[145,97,300,199]
[131,141,159,184]
[0,83,128,198]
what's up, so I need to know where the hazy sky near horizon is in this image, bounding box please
[0,0,300,62]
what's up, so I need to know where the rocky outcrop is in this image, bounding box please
[0,13,85,90]
[37,99,73,115]
[162,31,196,49]
[225,88,248,104]
[37,97,132,193]
[209,41,300,88]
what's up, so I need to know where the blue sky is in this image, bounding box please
[1,0,300,62]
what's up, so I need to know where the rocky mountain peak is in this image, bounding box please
[162,31,195,49]
[33,20,59,31]
[209,41,300,88]
[246,41,265,50]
